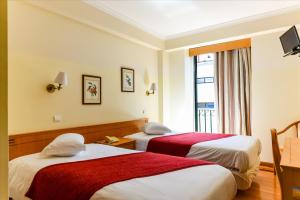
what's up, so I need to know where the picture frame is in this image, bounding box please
[82,75,101,105]
[121,67,135,92]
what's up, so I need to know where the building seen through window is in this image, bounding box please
[195,53,217,133]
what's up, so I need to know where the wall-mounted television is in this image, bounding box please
[280,26,300,57]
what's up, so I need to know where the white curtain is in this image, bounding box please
[214,47,251,135]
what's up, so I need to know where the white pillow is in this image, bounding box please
[143,122,171,135]
[41,133,86,157]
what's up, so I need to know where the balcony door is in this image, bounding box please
[194,54,217,133]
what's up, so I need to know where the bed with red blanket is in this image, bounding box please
[126,132,261,190]
[9,144,237,200]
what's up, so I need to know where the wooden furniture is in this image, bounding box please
[280,138,300,200]
[271,121,300,200]
[271,121,300,174]
[9,118,147,160]
[272,120,300,139]
[95,137,135,150]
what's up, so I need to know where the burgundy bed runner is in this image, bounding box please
[26,152,213,200]
[147,132,234,157]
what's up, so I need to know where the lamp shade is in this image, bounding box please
[54,72,68,86]
[150,83,156,91]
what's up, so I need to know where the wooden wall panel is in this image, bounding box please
[9,118,148,160]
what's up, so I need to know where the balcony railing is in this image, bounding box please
[197,107,216,133]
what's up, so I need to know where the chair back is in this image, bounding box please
[271,120,300,199]
[270,129,283,190]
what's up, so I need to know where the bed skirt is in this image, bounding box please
[231,157,260,190]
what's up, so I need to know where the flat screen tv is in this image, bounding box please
[280,26,300,56]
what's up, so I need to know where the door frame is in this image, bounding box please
[0,0,8,198]
[193,56,198,131]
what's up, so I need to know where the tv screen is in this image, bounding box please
[280,26,300,54]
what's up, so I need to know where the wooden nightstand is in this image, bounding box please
[95,137,136,150]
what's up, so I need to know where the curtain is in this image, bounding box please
[214,47,251,136]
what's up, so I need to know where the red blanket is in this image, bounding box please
[26,152,213,200]
[147,132,235,157]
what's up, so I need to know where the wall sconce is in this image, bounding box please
[46,72,68,93]
[146,83,156,96]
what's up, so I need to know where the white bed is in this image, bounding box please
[9,144,237,200]
[126,132,261,190]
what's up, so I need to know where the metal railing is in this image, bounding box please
[197,108,216,133]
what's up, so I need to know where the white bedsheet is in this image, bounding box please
[126,132,261,173]
[9,144,237,200]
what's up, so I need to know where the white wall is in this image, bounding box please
[8,1,300,163]
[163,50,195,131]
[165,31,300,162]
[26,0,164,50]
[8,1,159,134]
[251,31,300,162]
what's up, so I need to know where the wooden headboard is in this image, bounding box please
[9,118,148,160]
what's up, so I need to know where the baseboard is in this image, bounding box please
[260,161,274,172]
[260,161,273,167]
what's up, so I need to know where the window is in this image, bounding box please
[194,53,217,133]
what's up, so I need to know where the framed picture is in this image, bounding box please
[121,67,134,92]
[82,75,101,105]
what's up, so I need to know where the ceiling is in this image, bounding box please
[84,0,300,39]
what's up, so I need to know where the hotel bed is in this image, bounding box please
[9,144,237,200]
[126,132,261,190]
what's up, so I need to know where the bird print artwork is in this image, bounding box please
[126,74,132,86]
[87,82,97,96]
[121,68,134,92]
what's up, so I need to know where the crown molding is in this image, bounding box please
[165,6,300,40]
[83,0,164,40]
[21,1,300,51]
[25,0,164,50]
[166,8,300,50]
